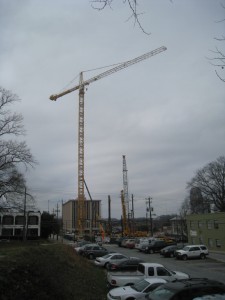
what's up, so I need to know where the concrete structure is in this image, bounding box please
[62,199,101,235]
[186,212,225,252]
[0,211,41,239]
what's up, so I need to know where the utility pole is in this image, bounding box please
[108,195,111,236]
[23,188,27,242]
[146,197,153,237]
[55,203,60,241]
[131,194,134,235]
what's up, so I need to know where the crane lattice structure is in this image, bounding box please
[49,46,167,236]
[121,190,129,236]
[122,155,129,223]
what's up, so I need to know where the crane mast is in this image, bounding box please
[122,155,129,225]
[121,190,129,236]
[49,46,167,236]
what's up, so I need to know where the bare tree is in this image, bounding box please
[189,187,210,214]
[91,0,151,34]
[209,2,225,82]
[0,87,37,210]
[179,196,191,218]
[187,156,225,212]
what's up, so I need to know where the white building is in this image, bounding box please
[0,211,41,239]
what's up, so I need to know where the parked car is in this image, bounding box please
[175,244,209,260]
[144,278,225,300]
[160,245,183,258]
[94,253,132,268]
[107,278,167,300]
[75,243,96,255]
[138,239,157,252]
[107,262,189,288]
[74,240,91,251]
[135,238,149,250]
[125,239,136,249]
[107,257,144,271]
[81,244,108,259]
[121,238,129,247]
[117,237,126,247]
[144,240,176,254]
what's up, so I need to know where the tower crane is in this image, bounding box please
[49,46,167,236]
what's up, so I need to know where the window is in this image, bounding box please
[208,238,213,248]
[199,236,203,244]
[157,267,170,276]
[27,228,38,236]
[2,215,14,225]
[214,220,219,229]
[2,228,13,236]
[207,220,213,229]
[28,216,39,225]
[189,247,200,252]
[198,220,204,228]
[148,267,154,276]
[216,239,221,248]
[14,228,23,236]
[190,221,195,229]
[15,216,25,225]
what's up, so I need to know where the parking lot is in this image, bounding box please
[102,243,225,285]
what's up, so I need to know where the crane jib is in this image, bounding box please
[49,46,167,101]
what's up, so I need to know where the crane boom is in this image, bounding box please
[49,46,167,237]
[49,46,167,101]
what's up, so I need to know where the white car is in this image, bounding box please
[95,253,137,268]
[175,244,209,260]
[107,278,167,300]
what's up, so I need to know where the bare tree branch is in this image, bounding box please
[0,86,38,210]
[91,0,151,35]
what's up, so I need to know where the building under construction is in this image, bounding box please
[62,199,101,235]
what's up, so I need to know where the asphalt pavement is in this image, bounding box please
[209,251,225,263]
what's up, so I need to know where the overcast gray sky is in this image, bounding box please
[0,0,224,219]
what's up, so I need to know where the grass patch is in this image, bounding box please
[0,241,107,300]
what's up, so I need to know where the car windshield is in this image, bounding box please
[147,286,177,300]
[182,246,190,251]
[132,279,150,292]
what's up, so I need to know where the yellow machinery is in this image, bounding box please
[49,46,167,236]
[121,190,129,236]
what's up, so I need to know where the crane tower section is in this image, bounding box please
[122,155,129,221]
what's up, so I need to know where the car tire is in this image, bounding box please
[200,253,206,259]
[170,252,174,258]
[104,262,109,268]
[149,249,154,254]
[182,255,188,261]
